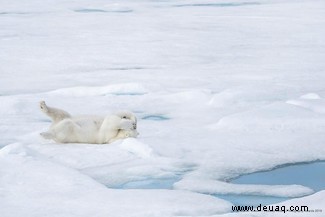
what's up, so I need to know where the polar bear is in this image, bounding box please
[40,101,139,144]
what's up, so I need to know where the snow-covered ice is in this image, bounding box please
[1,0,325,216]
[0,143,231,217]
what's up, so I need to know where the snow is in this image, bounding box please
[287,94,325,114]
[48,83,149,97]
[0,143,231,217]
[118,138,154,159]
[1,0,325,216]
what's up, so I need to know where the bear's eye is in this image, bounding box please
[122,116,127,119]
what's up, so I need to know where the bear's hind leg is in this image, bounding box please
[50,119,81,143]
[40,101,71,124]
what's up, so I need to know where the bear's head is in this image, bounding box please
[115,111,137,130]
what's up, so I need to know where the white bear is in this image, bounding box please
[39,101,139,144]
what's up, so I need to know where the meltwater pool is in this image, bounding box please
[221,161,325,206]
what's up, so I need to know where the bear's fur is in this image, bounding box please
[40,101,139,144]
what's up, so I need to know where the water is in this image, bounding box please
[0,12,33,15]
[233,161,325,191]
[222,161,325,206]
[74,9,108,13]
[115,161,325,206]
[174,2,260,8]
[122,177,179,189]
[112,92,146,96]
[74,8,133,13]
[142,115,170,121]
[216,194,287,207]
